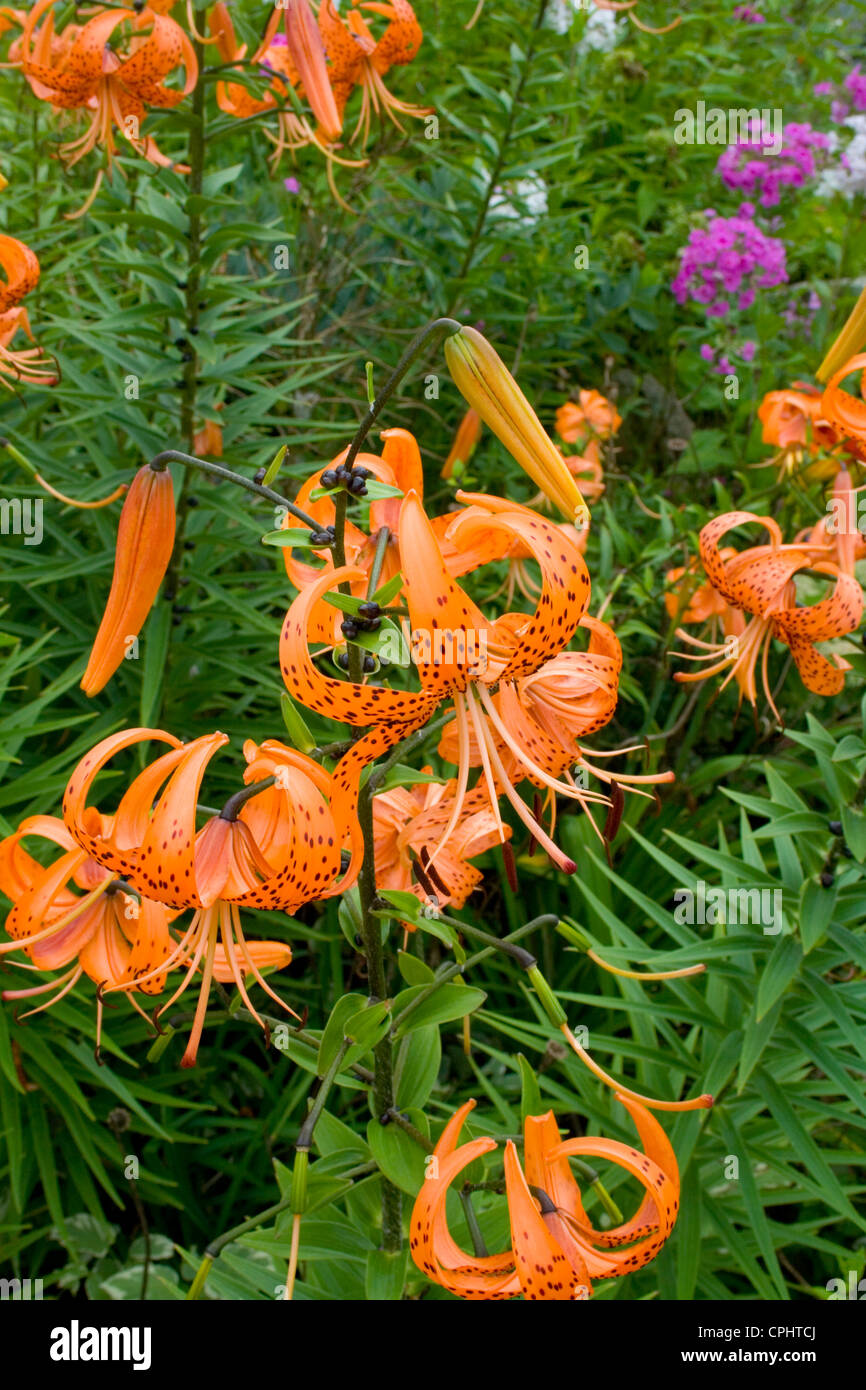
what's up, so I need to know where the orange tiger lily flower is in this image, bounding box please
[758,384,840,479]
[0,813,176,1043]
[820,353,866,464]
[374,775,506,926]
[282,490,608,873]
[556,390,622,447]
[208,3,368,200]
[283,0,344,143]
[318,0,430,146]
[0,233,57,387]
[0,232,39,311]
[81,461,176,696]
[61,729,359,1064]
[0,303,58,387]
[673,512,863,720]
[435,599,672,848]
[209,4,291,121]
[409,1092,680,1300]
[489,516,589,606]
[19,0,198,170]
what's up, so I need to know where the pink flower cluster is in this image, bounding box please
[671,205,788,319]
[733,5,765,21]
[716,122,832,206]
[815,67,866,124]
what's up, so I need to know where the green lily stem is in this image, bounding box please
[296,1040,350,1152]
[147,450,324,531]
[389,915,558,1033]
[330,486,365,686]
[184,1165,378,1301]
[382,1108,433,1153]
[167,22,207,621]
[366,525,392,598]
[342,317,462,473]
[218,776,275,822]
[459,1188,490,1258]
[356,772,403,1252]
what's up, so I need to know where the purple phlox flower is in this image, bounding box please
[670,205,787,319]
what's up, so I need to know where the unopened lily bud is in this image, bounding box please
[284,0,343,144]
[527,965,569,1028]
[444,326,591,527]
[81,463,176,696]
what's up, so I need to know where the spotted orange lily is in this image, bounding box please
[210,1,365,187]
[433,582,672,850]
[0,813,176,1045]
[81,461,176,696]
[758,384,840,480]
[281,489,661,874]
[318,0,430,147]
[61,729,360,1065]
[673,512,863,721]
[19,0,198,171]
[0,233,57,388]
[820,352,866,465]
[409,1092,680,1300]
[373,775,507,925]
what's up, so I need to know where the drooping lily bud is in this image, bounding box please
[284,0,343,143]
[444,326,591,527]
[80,463,176,696]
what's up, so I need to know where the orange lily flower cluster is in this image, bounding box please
[317,0,430,147]
[14,0,197,172]
[410,1092,679,1300]
[0,728,361,1065]
[211,0,427,170]
[758,354,866,481]
[280,454,671,880]
[0,232,57,387]
[671,508,863,721]
[207,0,360,185]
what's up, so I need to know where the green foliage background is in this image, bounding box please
[0,0,864,1301]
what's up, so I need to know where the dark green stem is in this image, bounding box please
[356,774,402,1251]
[342,318,462,473]
[147,450,324,530]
